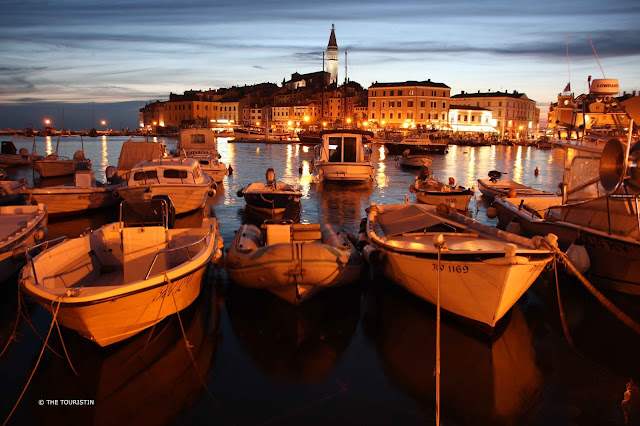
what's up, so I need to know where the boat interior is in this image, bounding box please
[236,222,347,250]
[30,199,211,296]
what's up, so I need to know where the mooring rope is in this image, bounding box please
[3,299,62,426]
[0,285,23,358]
[553,257,577,351]
[544,236,640,336]
[166,273,235,426]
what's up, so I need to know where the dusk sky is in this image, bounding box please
[1,0,639,129]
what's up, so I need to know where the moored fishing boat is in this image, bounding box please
[0,203,47,282]
[176,127,230,182]
[0,168,28,205]
[361,202,555,330]
[0,137,42,168]
[477,171,554,198]
[31,151,92,178]
[410,167,474,211]
[385,131,449,155]
[19,197,224,347]
[117,157,216,215]
[237,168,301,222]
[225,221,362,304]
[313,129,375,182]
[396,149,433,168]
[20,170,121,215]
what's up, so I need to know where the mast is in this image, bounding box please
[322,51,325,127]
[344,50,347,127]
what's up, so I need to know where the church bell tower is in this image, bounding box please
[326,24,338,86]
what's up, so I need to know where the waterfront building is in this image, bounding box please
[139,100,166,130]
[448,105,496,134]
[367,80,451,130]
[450,90,539,139]
[326,24,338,86]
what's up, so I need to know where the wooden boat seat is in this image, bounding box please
[291,223,322,242]
[265,224,291,245]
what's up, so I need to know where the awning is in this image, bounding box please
[450,124,498,133]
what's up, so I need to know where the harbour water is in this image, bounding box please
[1,136,639,425]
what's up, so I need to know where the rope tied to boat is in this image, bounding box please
[542,235,640,336]
[3,299,69,426]
[166,274,235,425]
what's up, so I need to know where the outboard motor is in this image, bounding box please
[0,168,7,181]
[105,165,120,184]
[266,168,276,187]
[488,170,502,183]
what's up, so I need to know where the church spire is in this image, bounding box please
[326,24,339,86]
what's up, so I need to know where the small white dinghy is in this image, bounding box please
[362,202,555,330]
[20,197,224,346]
[0,203,47,282]
[225,221,362,304]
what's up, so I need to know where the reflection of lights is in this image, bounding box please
[285,144,293,176]
[302,146,309,153]
[101,136,108,179]
[514,145,523,183]
[45,136,52,155]
[378,145,386,161]
[256,147,260,153]
[298,160,313,196]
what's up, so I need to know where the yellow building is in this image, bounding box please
[448,105,496,134]
[367,80,451,129]
[450,90,538,139]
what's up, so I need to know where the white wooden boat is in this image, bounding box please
[225,222,362,304]
[20,197,224,347]
[362,202,554,330]
[21,170,122,215]
[32,151,92,178]
[410,168,474,211]
[0,137,42,168]
[492,195,564,236]
[118,157,216,215]
[0,203,47,282]
[477,171,554,199]
[237,168,301,221]
[396,150,433,168]
[313,129,375,182]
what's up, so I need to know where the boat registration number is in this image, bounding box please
[432,264,469,273]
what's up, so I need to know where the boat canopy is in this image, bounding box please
[376,204,447,236]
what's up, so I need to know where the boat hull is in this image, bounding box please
[23,187,120,215]
[119,184,209,215]
[386,142,448,155]
[316,162,374,182]
[477,179,553,198]
[32,158,91,178]
[0,204,48,282]
[415,190,474,211]
[373,243,550,328]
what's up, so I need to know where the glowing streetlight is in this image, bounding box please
[304,116,309,122]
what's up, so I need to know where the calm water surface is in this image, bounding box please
[1,136,639,425]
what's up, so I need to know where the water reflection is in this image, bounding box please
[31,287,219,426]
[362,282,542,425]
[225,284,360,382]
[101,136,109,178]
[314,180,374,227]
[45,136,53,155]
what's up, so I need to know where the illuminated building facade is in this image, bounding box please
[367,80,451,129]
[451,90,538,139]
[326,24,338,86]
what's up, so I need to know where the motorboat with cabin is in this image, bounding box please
[19,197,223,346]
[361,202,555,330]
[0,203,47,282]
[313,129,375,182]
[225,221,362,304]
[385,131,449,155]
[0,168,28,205]
[176,127,229,182]
[237,168,301,222]
[117,157,216,215]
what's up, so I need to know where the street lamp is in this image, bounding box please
[101,120,107,132]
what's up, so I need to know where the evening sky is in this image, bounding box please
[1,0,639,129]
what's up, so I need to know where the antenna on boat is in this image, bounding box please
[588,36,606,78]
